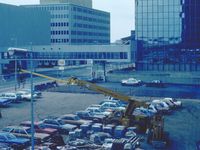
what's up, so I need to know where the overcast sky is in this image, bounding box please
[0,0,135,42]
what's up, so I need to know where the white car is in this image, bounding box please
[86,107,111,116]
[121,78,142,86]
[100,102,126,111]
[0,92,21,103]
[163,98,182,108]
[133,107,154,117]
[148,105,158,114]
[16,91,37,101]
[151,100,170,113]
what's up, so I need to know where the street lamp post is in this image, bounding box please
[30,43,35,150]
[15,55,17,90]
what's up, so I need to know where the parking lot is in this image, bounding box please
[0,91,200,149]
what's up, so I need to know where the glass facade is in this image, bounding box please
[136,0,200,70]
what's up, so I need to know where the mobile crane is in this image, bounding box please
[20,69,167,147]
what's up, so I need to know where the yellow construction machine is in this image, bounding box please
[20,69,167,147]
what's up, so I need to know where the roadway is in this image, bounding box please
[1,65,200,99]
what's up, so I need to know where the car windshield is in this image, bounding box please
[57,120,65,125]
[25,129,31,134]
[74,116,80,120]
[6,134,16,140]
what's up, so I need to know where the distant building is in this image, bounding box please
[0,3,50,47]
[135,0,200,71]
[40,0,92,8]
[24,1,110,45]
[114,31,136,62]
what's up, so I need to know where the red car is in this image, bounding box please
[20,121,58,136]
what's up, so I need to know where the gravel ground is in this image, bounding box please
[0,92,200,150]
[0,92,104,128]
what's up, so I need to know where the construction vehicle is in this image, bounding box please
[20,69,168,147]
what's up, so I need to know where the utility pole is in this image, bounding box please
[30,42,35,150]
[15,55,17,90]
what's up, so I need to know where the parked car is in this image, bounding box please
[148,104,159,114]
[100,102,126,111]
[0,98,12,107]
[90,132,111,145]
[41,118,77,134]
[16,91,37,101]
[133,107,154,117]
[59,114,92,126]
[99,99,127,107]
[76,111,106,123]
[0,93,21,103]
[146,80,165,88]
[2,126,51,144]
[162,98,182,108]
[0,132,29,149]
[21,89,42,98]
[151,100,170,114]
[0,142,11,150]
[106,96,128,106]
[20,121,58,136]
[121,78,142,86]
[86,106,111,116]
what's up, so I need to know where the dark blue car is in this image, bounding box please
[0,132,30,149]
[0,98,12,107]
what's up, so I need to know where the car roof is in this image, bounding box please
[5,126,30,130]
[102,102,116,104]
[61,114,76,117]
[0,132,12,135]
[2,93,16,95]
[20,121,41,125]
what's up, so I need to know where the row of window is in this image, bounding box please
[74,15,109,24]
[51,30,69,35]
[73,6,109,17]
[34,52,127,60]
[71,31,109,37]
[33,5,69,11]
[71,39,109,44]
[74,23,109,30]
[136,0,182,6]
[51,14,69,19]
[51,39,69,43]
[51,22,69,27]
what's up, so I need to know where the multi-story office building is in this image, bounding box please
[40,0,92,8]
[24,1,110,45]
[0,3,50,47]
[135,0,200,71]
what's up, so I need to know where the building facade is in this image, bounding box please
[0,44,131,74]
[135,0,200,71]
[24,2,110,45]
[40,0,92,8]
[0,3,51,47]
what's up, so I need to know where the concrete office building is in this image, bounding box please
[0,3,51,47]
[24,1,110,45]
[135,0,200,71]
[40,0,92,8]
